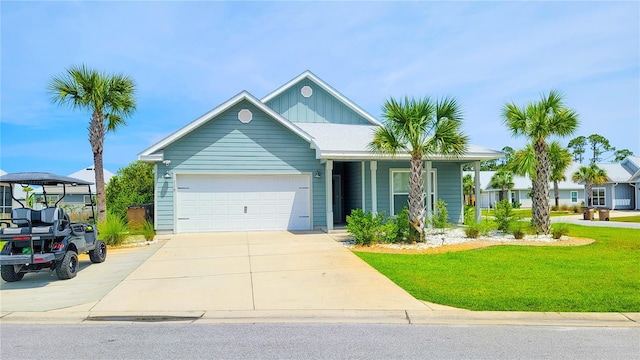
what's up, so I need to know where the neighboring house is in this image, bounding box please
[139,71,502,234]
[469,156,640,210]
[468,165,585,209]
[0,169,11,217]
[33,167,114,209]
[584,156,640,210]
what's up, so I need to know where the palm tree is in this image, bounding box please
[572,164,608,207]
[48,64,136,222]
[463,174,475,206]
[548,142,572,208]
[489,169,514,202]
[502,90,578,234]
[370,96,468,241]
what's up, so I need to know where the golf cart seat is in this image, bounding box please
[0,207,70,237]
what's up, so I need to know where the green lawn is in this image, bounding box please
[481,208,577,218]
[354,225,640,312]
[609,216,640,223]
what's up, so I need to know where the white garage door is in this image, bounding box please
[176,174,311,233]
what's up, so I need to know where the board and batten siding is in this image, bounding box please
[154,100,326,233]
[265,79,371,125]
[374,160,464,223]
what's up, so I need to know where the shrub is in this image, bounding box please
[559,204,570,211]
[97,212,129,246]
[431,199,449,234]
[464,208,491,239]
[141,219,156,241]
[551,223,569,240]
[512,201,522,209]
[570,205,580,213]
[510,221,526,240]
[550,205,559,211]
[395,207,419,243]
[494,199,516,232]
[346,209,384,246]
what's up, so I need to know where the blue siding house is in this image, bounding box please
[139,71,502,234]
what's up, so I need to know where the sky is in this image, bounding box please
[1,1,639,176]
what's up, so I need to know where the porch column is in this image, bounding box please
[325,160,333,231]
[611,183,616,210]
[425,160,433,226]
[474,161,481,222]
[361,161,366,210]
[370,161,377,215]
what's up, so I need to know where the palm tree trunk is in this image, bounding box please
[89,112,107,223]
[409,157,426,241]
[586,182,593,207]
[554,181,560,208]
[533,140,551,234]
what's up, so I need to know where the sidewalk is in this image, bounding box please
[1,231,638,327]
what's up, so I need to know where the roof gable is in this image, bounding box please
[139,91,314,160]
[262,71,381,126]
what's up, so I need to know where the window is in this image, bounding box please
[570,191,578,203]
[592,188,605,206]
[0,185,11,215]
[35,194,59,206]
[84,195,95,206]
[390,169,437,215]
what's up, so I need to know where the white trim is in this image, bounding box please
[325,160,333,231]
[361,161,366,210]
[316,151,502,161]
[425,161,433,223]
[261,70,382,126]
[459,163,465,223]
[592,187,606,207]
[139,91,316,159]
[153,164,158,230]
[570,190,578,203]
[389,167,437,216]
[370,161,377,215]
[474,161,481,222]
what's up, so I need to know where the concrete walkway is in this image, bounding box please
[1,231,638,327]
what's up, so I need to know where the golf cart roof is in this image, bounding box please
[0,172,93,186]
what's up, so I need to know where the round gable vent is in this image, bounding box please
[238,109,253,123]
[301,85,313,98]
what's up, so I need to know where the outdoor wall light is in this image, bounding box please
[163,171,171,179]
[162,160,171,166]
[315,170,321,178]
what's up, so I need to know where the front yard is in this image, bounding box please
[354,225,640,312]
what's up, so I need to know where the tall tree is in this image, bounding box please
[48,65,136,223]
[498,146,515,168]
[572,164,608,207]
[463,174,475,206]
[370,96,468,241]
[489,169,514,201]
[587,134,613,164]
[105,161,154,220]
[548,142,572,208]
[614,149,634,162]
[568,135,586,163]
[502,90,578,234]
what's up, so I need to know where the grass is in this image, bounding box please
[354,225,640,312]
[481,208,576,218]
[609,215,640,223]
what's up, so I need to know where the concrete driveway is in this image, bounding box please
[1,232,431,322]
[2,231,637,326]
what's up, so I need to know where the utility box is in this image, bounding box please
[127,204,154,229]
[581,207,594,220]
[598,207,610,221]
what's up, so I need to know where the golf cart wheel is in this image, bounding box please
[56,251,78,280]
[1,265,24,282]
[89,240,107,263]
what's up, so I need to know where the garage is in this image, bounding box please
[175,174,311,233]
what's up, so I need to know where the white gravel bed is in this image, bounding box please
[342,227,568,250]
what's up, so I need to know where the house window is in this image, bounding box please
[592,188,605,206]
[570,191,578,203]
[35,194,60,206]
[84,195,95,206]
[390,169,437,215]
[0,185,11,215]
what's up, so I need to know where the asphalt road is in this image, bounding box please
[2,323,638,359]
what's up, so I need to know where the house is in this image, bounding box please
[138,71,502,234]
[0,169,11,217]
[469,164,585,209]
[33,167,115,209]
[585,156,640,210]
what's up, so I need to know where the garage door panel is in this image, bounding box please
[176,174,311,233]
